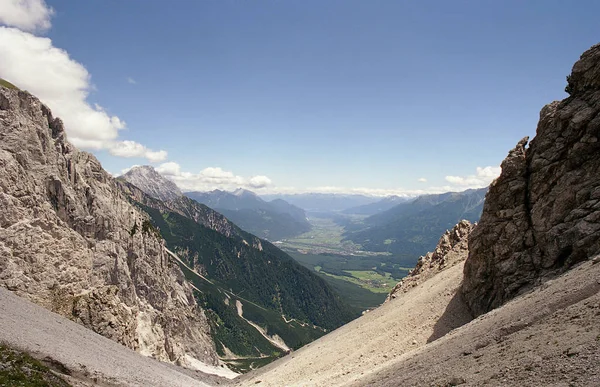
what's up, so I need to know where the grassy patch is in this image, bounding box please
[278,217,366,254]
[0,78,19,90]
[311,272,387,311]
[0,343,71,387]
[318,270,393,294]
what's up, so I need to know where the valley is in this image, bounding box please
[275,215,414,310]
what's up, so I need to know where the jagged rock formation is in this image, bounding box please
[387,220,474,301]
[463,43,600,316]
[0,86,218,368]
[121,165,182,201]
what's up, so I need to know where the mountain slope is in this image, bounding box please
[185,189,310,240]
[345,188,486,261]
[0,85,218,369]
[342,195,410,216]
[0,288,226,386]
[119,182,357,363]
[261,193,378,212]
[121,165,182,201]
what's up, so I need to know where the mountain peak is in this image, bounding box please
[121,165,182,202]
[233,188,257,197]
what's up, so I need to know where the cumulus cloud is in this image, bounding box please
[0,10,166,163]
[0,0,53,32]
[248,175,272,188]
[109,141,167,162]
[155,161,181,176]
[418,177,427,183]
[148,162,273,192]
[445,166,501,188]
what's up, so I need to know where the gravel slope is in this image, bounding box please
[0,288,225,387]
[235,259,472,386]
[354,258,600,386]
[236,259,600,387]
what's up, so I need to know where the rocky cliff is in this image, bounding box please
[0,86,218,368]
[387,220,474,301]
[463,43,600,316]
[121,165,182,202]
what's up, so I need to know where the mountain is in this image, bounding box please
[261,193,378,213]
[0,83,355,377]
[119,182,357,366]
[184,189,310,240]
[235,44,600,386]
[345,188,487,262]
[121,165,182,201]
[0,84,219,369]
[342,195,411,215]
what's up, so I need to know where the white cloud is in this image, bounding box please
[0,0,53,32]
[109,141,168,162]
[248,175,272,188]
[155,161,181,176]
[127,77,136,84]
[418,177,427,183]
[445,166,501,188]
[149,162,273,192]
[0,26,167,162]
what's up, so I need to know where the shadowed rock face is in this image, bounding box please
[463,43,600,316]
[0,86,218,367]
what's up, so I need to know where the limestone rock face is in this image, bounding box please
[463,43,600,316]
[121,165,182,202]
[387,220,474,301]
[0,86,218,367]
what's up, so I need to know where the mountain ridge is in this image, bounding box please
[185,189,310,240]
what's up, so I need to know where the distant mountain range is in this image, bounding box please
[185,189,310,241]
[119,167,311,241]
[260,193,379,213]
[344,188,487,263]
[342,195,411,216]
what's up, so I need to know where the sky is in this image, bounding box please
[1,0,599,196]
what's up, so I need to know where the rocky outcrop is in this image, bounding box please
[387,220,474,300]
[463,43,600,316]
[0,86,218,368]
[121,165,182,202]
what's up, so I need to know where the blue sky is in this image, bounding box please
[1,0,599,195]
